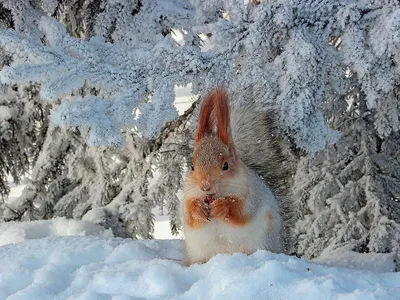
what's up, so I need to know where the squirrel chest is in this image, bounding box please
[183,167,283,266]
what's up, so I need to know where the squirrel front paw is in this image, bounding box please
[185,198,210,229]
[210,197,249,226]
[194,199,210,222]
[210,198,230,220]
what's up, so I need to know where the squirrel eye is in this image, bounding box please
[222,161,229,171]
[190,163,194,171]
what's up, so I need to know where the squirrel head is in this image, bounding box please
[186,88,245,199]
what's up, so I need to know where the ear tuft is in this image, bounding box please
[214,88,230,145]
[195,88,231,145]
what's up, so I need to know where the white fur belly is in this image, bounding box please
[184,207,280,264]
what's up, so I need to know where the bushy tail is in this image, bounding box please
[229,88,298,253]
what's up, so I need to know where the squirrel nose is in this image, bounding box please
[201,180,213,192]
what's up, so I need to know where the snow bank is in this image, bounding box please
[314,245,397,273]
[0,236,399,300]
[0,218,113,246]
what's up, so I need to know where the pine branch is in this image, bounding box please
[142,96,200,158]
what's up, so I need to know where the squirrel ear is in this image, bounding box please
[195,88,232,146]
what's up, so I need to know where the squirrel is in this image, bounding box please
[183,87,294,266]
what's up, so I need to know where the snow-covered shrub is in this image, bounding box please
[293,94,400,261]
[0,0,399,266]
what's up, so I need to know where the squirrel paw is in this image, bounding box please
[210,197,249,226]
[210,198,230,219]
[190,198,210,222]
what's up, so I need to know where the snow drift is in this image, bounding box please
[0,218,113,246]
[0,234,399,299]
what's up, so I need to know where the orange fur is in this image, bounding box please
[195,91,215,143]
[185,196,250,229]
[210,197,250,226]
[185,198,209,229]
[214,88,230,145]
[195,88,231,146]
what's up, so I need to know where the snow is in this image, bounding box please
[0,233,399,300]
[1,181,399,299]
[174,84,195,114]
[0,218,113,247]
[2,184,399,299]
[152,209,183,240]
[1,142,398,300]
[314,245,397,273]
[6,183,26,202]
[6,176,183,241]
[0,105,17,121]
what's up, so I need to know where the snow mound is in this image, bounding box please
[0,236,399,300]
[314,245,397,273]
[0,218,113,246]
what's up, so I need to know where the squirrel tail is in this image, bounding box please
[229,88,297,253]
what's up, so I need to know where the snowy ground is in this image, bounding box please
[0,218,112,247]
[0,223,399,300]
[2,186,400,299]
